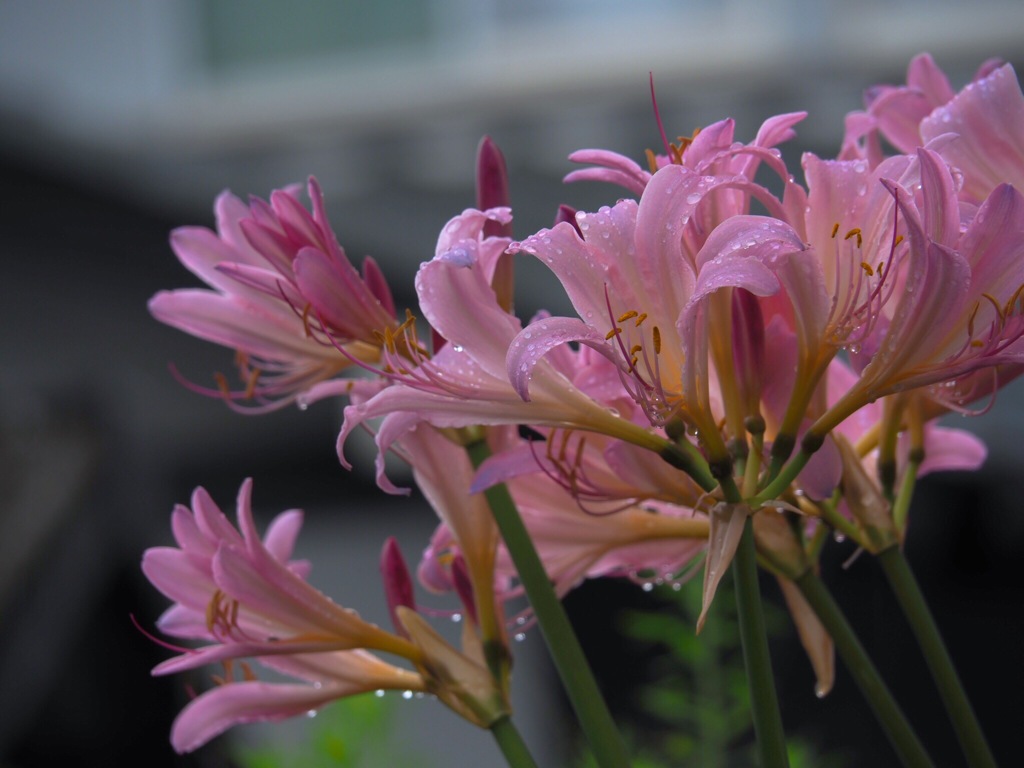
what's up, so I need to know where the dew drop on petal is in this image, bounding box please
[402,690,414,700]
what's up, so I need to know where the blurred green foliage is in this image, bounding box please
[575,573,846,768]
[234,692,427,768]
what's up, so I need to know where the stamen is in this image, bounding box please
[652,326,662,354]
[860,262,875,277]
[831,222,840,238]
[894,234,904,247]
[635,313,648,326]
[605,326,623,340]
[981,293,1005,322]
[618,310,639,322]
[645,148,659,175]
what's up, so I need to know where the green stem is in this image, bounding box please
[732,518,790,767]
[751,450,813,506]
[468,441,630,768]
[891,460,919,533]
[491,716,541,768]
[877,546,996,768]
[795,570,933,768]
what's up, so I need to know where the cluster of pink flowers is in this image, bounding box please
[143,54,1022,752]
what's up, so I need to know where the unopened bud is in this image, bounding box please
[381,537,416,637]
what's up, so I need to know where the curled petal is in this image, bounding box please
[507,317,620,401]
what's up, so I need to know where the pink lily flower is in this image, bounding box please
[149,179,396,410]
[848,54,1023,205]
[335,206,675,480]
[142,480,510,752]
[817,148,1024,434]
[141,480,425,751]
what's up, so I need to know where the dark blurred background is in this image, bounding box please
[1,2,1023,766]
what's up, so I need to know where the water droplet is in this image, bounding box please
[451,612,462,623]
[815,684,828,699]
[306,709,318,718]
[642,582,655,592]
[452,344,464,352]
[833,531,846,543]
[514,632,527,642]
[686,193,702,205]
[375,689,386,698]
[402,690,414,700]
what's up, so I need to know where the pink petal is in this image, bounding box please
[915,426,987,475]
[170,681,347,753]
[507,316,619,401]
[262,509,305,564]
[148,291,329,363]
[922,64,1024,202]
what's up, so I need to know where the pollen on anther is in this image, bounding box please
[635,313,648,326]
[894,235,905,247]
[618,310,639,322]
[652,326,662,354]
[605,327,623,340]
[830,222,840,238]
[844,228,863,247]
[860,261,875,277]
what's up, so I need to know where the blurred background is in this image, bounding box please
[1,1,1022,766]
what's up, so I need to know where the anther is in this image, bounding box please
[861,262,875,277]
[894,235,904,247]
[844,228,863,248]
[831,222,840,238]
[635,313,648,326]
[618,310,639,322]
[605,327,623,340]
[652,326,662,354]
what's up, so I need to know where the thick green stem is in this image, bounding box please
[491,716,541,768]
[877,546,996,768]
[732,518,790,767]
[468,441,630,768]
[795,570,933,768]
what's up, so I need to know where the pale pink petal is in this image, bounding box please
[508,316,620,401]
[262,510,305,564]
[148,291,331,363]
[922,64,1024,202]
[914,427,987,475]
[170,682,351,753]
